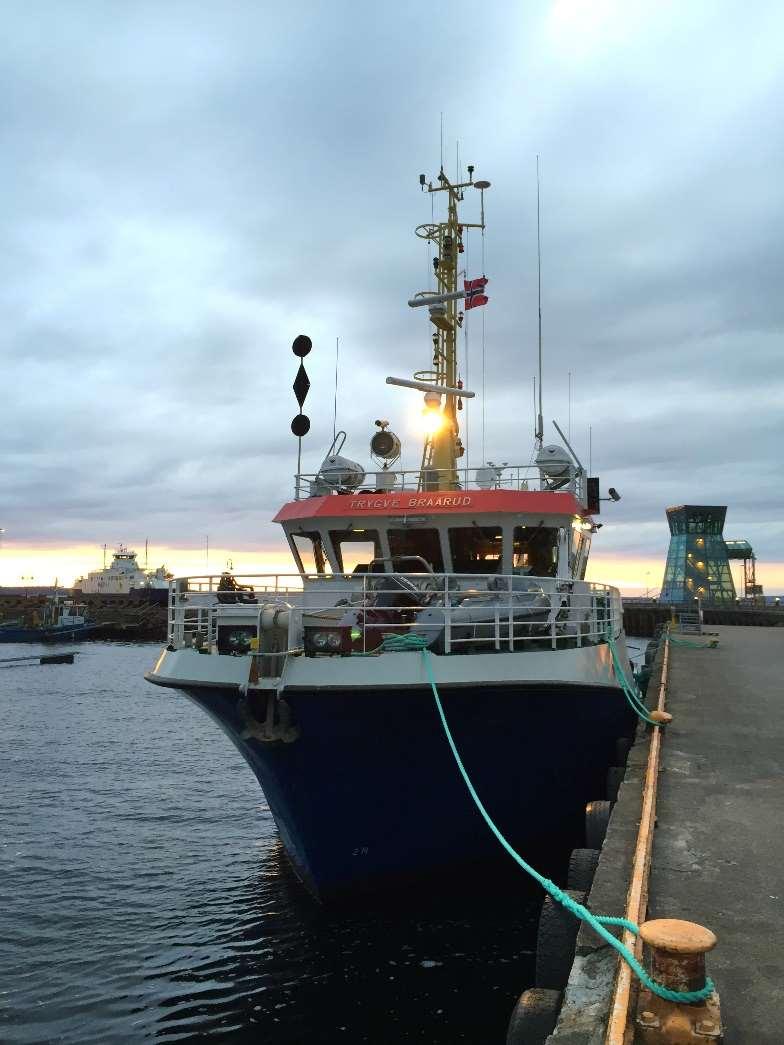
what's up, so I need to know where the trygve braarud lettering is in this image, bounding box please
[347,495,473,510]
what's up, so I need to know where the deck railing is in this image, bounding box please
[167,572,622,664]
[293,463,586,503]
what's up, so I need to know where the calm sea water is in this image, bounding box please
[1,643,539,1044]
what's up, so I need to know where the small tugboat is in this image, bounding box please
[146,162,634,899]
[0,595,97,643]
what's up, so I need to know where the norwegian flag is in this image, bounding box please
[464,276,489,310]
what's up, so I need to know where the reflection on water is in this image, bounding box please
[1,644,538,1043]
[150,851,539,1043]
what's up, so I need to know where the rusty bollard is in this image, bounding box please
[649,710,673,726]
[634,919,722,1043]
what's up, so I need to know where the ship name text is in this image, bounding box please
[348,495,473,510]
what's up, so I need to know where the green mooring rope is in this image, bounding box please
[606,631,660,725]
[351,632,431,657]
[668,634,719,649]
[378,632,433,652]
[411,640,714,1005]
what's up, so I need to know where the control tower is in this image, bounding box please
[660,505,736,604]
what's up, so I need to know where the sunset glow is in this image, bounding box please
[0,543,296,588]
[3,542,782,595]
[586,554,784,597]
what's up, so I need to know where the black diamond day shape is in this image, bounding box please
[293,364,310,407]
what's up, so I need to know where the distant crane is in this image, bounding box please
[724,539,764,603]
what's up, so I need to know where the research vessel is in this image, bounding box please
[146,163,634,899]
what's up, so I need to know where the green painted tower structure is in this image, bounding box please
[660,505,736,604]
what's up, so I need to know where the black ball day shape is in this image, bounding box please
[292,334,312,357]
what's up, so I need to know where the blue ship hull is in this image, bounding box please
[0,623,98,643]
[183,682,635,900]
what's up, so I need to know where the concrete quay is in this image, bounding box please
[546,625,783,1045]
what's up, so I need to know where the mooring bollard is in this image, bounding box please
[649,710,673,726]
[634,918,722,1043]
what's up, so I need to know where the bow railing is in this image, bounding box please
[167,573,622,661]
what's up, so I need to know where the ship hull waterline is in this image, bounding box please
[159,674,635,901]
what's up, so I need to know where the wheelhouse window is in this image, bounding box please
[329,529,383,574]
[449,526,502,574]
[512,525,558,577]
[387,528,444,573]
[290,532,331,575]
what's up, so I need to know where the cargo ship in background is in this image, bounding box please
[74,544,171,597]
[146,160,635,900]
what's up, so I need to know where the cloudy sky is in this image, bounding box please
[2,0,783,591]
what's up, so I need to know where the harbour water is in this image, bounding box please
[1,643,540,1043]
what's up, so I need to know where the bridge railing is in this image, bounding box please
[293,462,586,502]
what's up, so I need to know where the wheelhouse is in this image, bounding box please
[274,489,593,583]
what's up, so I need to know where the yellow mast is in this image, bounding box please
[414,168,488,491]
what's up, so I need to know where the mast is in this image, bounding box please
[412,167,488,490]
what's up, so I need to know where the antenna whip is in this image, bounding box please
[536,154,544,447]
[333,336,340,442]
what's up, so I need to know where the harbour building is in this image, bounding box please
[660,505,736,604]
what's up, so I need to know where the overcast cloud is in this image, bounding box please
[2,1,783,582]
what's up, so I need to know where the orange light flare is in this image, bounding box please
[420,408,445,438]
